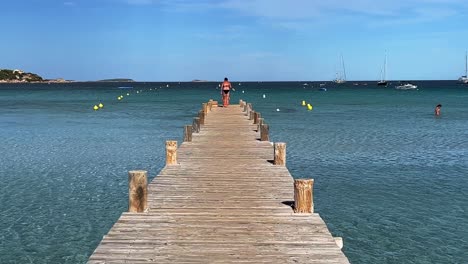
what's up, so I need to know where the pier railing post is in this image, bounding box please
[257,118,264,132]
[294,179,314,213]
[274,142,286,166]
[202,103,208,116]
[193,117,200,133]
[199,110,205,125]
[208,100,213,111]
[250,111,255,121]
[334,237,344,249]
[254,112,261,124]
[128,170,148,213]
[243,103,248,112]
[184,125,192,142]
[260,124,269,141]
[166,140,178,165]
[247,103,252,116]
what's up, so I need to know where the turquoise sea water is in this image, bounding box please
[1,82,467,263]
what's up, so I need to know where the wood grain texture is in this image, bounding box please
[89,103,349,264]
[165,141,177,166]
[128,170,148,213]
[294,179,314,213]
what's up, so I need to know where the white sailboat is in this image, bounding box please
[458,51,468,83]
[378,53,388,86]
[333,54,346,84]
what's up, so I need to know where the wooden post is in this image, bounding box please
[274,142,286,166]
[294,179,314,213]
[239,99,243,107]
[184,125,192,142]
[243,103,248,112]
[128,170,148,213]
[199,110,205,125]
[249,110,255,121]
[257,118,264,132]
[254,113,261,124]
[208,100,213,111]
[202,103,208,116]
[260,124,269,141]
[193,117,200,133]
[166,140,177,165]
[334,237,344,249]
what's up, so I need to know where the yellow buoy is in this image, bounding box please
[307,104,313,111]
[302,100,306,106]
[98,103,104,108]
[117,96,122,100]
[93,105,99,110]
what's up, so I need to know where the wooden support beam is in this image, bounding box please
[294,179,314,213]
[274,142,286,166]
[128,170,148,213]
[166,140,177,165]
[184,125,192,142]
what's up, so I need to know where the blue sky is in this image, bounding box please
[1,0,468,81]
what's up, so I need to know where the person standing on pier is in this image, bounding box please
[221,77,232,107]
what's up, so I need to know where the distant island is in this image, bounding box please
[97,78,135,82]
[192,79,209,82]
[0,69,72,83]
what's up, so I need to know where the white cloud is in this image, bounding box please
[121,0,467,28]
[63,1,75,6]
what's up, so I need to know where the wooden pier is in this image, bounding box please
[88,101,349,263]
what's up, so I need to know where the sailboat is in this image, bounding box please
[458,51,468,84]
[333,54,347,84]
[378,53,388,86]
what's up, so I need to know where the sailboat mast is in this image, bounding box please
[465,51,467,76]
[341,54,346,81]
[384,53,387,81]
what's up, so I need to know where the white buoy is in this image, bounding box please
[276,108,280,112]
[242,90,244,93]
[262,94,266,98]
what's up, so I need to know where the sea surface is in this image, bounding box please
[0,81,467,263]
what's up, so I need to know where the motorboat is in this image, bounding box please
[395,83,417,90]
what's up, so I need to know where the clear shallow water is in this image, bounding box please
[1,82,467,263]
